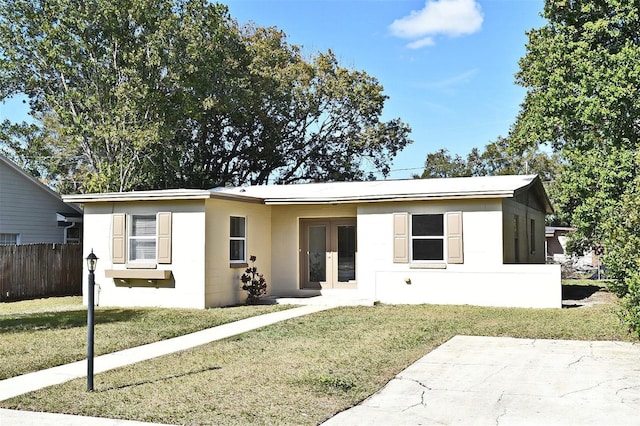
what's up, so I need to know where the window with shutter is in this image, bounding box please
[111,212,173,266]
[393,211,464,265]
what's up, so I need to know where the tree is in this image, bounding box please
[416,138,564,223]
[414,148,469,178]
[511,0,640,334]
[0,0,185,192]
[0,0,411,193]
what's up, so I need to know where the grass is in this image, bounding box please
[0,296,291,380]
[0,294,636,425]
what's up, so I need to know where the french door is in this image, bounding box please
[300,218,357,289]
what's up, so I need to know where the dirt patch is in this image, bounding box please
[562,283,617,308]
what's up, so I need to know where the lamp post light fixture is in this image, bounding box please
[86,249,98,391]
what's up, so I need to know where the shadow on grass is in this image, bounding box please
[562,284,602,301]
[0,309,147,333]
[99,366,222,392]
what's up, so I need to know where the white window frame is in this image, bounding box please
[410,214,445,263]
[0,233,20,245]
[127,214,157,264]
[230,216,247,264]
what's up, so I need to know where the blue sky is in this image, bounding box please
[0,0,546,180]
[221,0,545,178]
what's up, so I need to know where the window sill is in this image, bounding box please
[106,269,172,280]
[410,263,447,269]
[125,263,157,269]
[230,262,248,269]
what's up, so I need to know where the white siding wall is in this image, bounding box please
[204,199,271,307]
[82,201,207,309]
[357,199,561,308]
[373,265,561,308]
[0,160,78,243]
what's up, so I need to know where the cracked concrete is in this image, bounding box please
[322,335,640,425]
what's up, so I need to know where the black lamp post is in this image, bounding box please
[86,249,98,391]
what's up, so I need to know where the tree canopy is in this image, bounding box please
[415,138,563,223]
[415,137,560,181]
[0,0,411,193]
[511,0,640,334]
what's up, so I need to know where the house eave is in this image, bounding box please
[262,191,516,205]
[62,189,215,203]
[512,175,554,214]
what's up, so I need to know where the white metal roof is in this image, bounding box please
[213,174,545,204]
[63,175,552,213]
[63,188,213,203]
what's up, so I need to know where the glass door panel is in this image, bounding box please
[300,218,356,289]
[336,225,356,282]
[308,225,327,283]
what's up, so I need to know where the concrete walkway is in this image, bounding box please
[322,335,640,425]
[0,304,333,425]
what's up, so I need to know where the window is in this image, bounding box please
[230,216,246,263]
[0,233,19,245]
[393,212,463,265]
[65,226,81,244]
[530,218,536,254]
[129,215,157,263]
[514,215,520,262]
[411,214,444,261]
[112,212,171,265]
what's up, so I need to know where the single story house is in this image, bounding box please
[63,174,561,309]
[0,154,82,245]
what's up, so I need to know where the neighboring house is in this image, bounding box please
[0,154,82,244]
[63,174,561,310]
[545,226,599,272]
[545,226,575,263]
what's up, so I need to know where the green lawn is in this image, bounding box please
[0,294,635,425]
[0,296,291,380]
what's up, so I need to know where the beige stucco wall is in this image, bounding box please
[270,203,357,296]
[204,198,271,307]
[82,200,207,309]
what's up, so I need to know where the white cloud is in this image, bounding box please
[389,0,484,47]
[415,69,479,94]
[425,69,479,90]
[407,37,435,49]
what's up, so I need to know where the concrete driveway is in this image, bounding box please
[322,335,640,425]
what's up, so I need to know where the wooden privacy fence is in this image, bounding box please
[0,244,83,302]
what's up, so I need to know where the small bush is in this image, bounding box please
[240,255,267,305]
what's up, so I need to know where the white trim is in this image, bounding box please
[229,216,247,263]
[127,214,157,264]
[410,213,446,264]
[0,233,20,245]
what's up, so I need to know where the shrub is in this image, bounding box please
[240,255,267,305]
